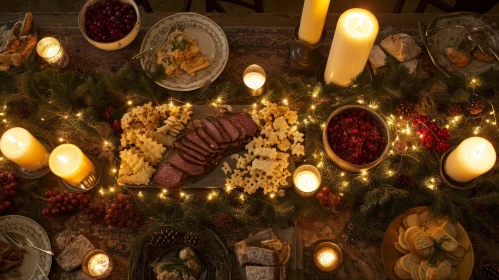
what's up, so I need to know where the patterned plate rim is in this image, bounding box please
[140,12,229,91]
[0,215,52,279]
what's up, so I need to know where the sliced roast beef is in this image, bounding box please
[216,116,239,141]
[178,150,208,165]
[180,138,210,156]
[226,114,247,139]
[167,151,204,176]
[174,141,208,161]
[153,163,185,188]
[208,117,231,143]
[185,131,217,154]
[234,113,258,136]
[201,118,225,144]
[196,128,220,150]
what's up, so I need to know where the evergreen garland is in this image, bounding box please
[0,58,498,245]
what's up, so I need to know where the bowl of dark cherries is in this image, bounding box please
[323,105,390,172]
[78,0,140,50]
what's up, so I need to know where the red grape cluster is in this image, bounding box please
[104,194,142,229]
[327,109,388,165]
[412,115,451,152]
[42,190,92,217]
[0,171,19,215]
[83,202,107,223]
[84,0,137,43]
[316,186,344,210]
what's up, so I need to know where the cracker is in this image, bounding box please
[291,143,305,157]
[254,148,277,159]
[273,116,289,131]
[222,162,232,174]
[252,159,278,174]
[135,134,166,166]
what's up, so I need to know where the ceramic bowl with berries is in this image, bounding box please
[323,105,390,172]
[78,0,140,50]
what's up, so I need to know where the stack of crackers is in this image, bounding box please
[393,210,471,280]
[117,102,192,185]
[224,102,304,194]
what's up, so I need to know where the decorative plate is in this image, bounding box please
[382,206,474,280]
[426,12,499,79]
[129,225,231,280]
[0,215,52,280]
[140,13,229,91]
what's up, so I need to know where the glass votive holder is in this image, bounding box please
[36,37,69,68]
[82,249,114,279]
[243,64,266,96]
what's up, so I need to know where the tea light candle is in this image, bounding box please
[0,127,49,171]
[444,137,496,183]
[36,37,69,68]
[324,8,378,86]
[243,64,266,96]
[311,241,343,274]
[298,0,331,45]
[82,249,114,279]
[315,247,338,271]
[293,165,321,197]
[49,144,96,187]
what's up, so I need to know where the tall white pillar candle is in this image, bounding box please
[444,137,496,182]
[298,0,331,45]
[324,8,378,86]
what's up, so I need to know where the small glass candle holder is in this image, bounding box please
[243,64,266,96]
[36,37,69,68]
[82,249,114,279]
[310,241,343,275]
[293,164,321,197]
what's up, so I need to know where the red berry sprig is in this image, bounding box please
[316,186,345,210]
[0,171,19,215]
[412,115,451,153]
[42,190,92,217]
[104,193,142,229]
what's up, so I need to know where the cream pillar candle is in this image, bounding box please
[298,0,331,45]
[444,137,496,183]
[49,144,96,186]
[0,127,49,171]
[324,8,378,86]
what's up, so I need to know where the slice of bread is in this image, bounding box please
[411,264,421,280]
[395,258,412,280]
[400,253,423,275]
[398,227,409,250]
[21,13,33,36]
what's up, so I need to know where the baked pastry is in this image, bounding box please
[0,240,25,277]
[152,247,202,280]
[380,33,421,63]
[0,13,37,71]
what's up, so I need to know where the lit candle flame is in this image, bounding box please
[357,16,365,29]
[57,155,70,164]
[6,134,24,148]
[472,143,486,159]
[318,250,336,267]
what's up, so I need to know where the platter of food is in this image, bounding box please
[425,12,499,79]
[0,13,37,71]
[117,101,304,194]
[140,13,228,91]
[382,206,473,280]
[0,215,52,280]
[129,226,231,280]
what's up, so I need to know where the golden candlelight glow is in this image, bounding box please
[36,37,68,68]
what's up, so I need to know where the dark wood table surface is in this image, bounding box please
[1,12,499,280]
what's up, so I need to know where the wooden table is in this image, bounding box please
[1,12,499,280]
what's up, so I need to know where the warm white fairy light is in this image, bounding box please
[357,99,365,104]
[159,192,166,199]
[387,170,394,177]
[185,103,192,108]
[282,99,288,105]
[111,168,117,174]
[127,100,133,105]
[58,138,64,142]
[180,192,186,198]
[239,194,245,202]
[99,188,105,195]
[269,193,275,199]
[76,112,82,117]
[225,184,233,193]
[311,105,316,110]
[138,191,143,198]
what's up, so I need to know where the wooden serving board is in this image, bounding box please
[124,105,295,189]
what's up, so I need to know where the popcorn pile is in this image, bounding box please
[118,102,192,185]
[224,102,304,194]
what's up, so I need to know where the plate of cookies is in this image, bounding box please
[382,206,473,280]
[140,13,228,91]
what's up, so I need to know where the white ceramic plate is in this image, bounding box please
[140,13,229,91]
[0,215,52,280]
[426,12,499,79]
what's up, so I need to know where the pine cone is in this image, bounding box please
[17,104,30,119]
[395,173,415,190]
[396,101,416,121]
[446,103,462,117]
[184,232,205,250]
[149,229,181,247]
[213,212,233,232]
[415,94,437,116]
[479,263,499,280]
[467,99,485,115]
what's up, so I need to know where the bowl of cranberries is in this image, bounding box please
[78,0,140,50]
[323,105,390,172]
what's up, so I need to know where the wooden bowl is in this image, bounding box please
[382,206,474,280]
[322,105,390,172]
[78,0,140,50]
